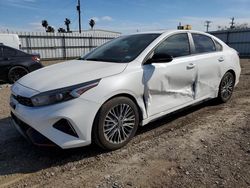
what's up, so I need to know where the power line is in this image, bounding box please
[204,20,212,32]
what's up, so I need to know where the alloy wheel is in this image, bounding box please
[103,104,136,144]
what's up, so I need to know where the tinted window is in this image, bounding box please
[154,33,190,58]
[0,47,2,57]
[81,34,160,63]
[3,47,16,57]
[192,34,216,53]
[214,39,223,51]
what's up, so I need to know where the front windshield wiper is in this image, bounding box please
[83,57,124,63]
[85,58,105,61]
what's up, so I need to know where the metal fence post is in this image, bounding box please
[89,36,93,51]
[25,35,31,54]
[226,31,230,45]
[62,35,66,60]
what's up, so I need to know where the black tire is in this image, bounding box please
[8,66,29,84]
[217,72,235,103]
[93,97,139,150]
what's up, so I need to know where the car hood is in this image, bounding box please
[18,60,128,92]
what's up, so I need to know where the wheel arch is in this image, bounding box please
[91,93,144,142]
[227,69,236,81]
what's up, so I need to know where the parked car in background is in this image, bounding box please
[10,30,240,150]
[0,43,43,83]
[0,33,21,49]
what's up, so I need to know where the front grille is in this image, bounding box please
[12,94,33,107]
[11,112,56,147]
[11,112,30,132]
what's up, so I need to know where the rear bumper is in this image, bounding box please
[28,62,43,72]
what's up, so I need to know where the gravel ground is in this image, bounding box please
[0,59,249,188]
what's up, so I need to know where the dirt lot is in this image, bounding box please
[0,60,249,188]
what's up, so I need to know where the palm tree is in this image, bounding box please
[46,26,55,33]
[41,20,48,31]
[64,18,71,32]
[89,19,95,30]
[58,27,66,33]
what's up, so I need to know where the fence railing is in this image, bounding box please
[210,29,250,58]
[5,31,121,60]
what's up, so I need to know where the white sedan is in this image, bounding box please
[10,30,241,150]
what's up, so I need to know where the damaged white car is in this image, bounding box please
[10,30,241,150]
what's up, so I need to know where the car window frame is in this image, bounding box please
[190,33,217,55]
[143,32,192,65]
[213,38,223,52]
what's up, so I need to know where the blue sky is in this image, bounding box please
[0,0,250,33]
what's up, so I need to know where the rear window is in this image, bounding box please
[192,34,216,54]
[0,47,2,57]
[3,47,16,57]
[214,39,223,51]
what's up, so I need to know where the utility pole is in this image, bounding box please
[204,20,212,32]
[230,17,235,29]
[77,0,82,33]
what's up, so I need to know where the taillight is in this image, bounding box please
[32,56,40,62]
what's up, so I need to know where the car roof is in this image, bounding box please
[129,30,209,35]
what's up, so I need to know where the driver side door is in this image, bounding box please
[143,33,197,117]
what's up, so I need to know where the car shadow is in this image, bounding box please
[0,99,220,176]
[136,98,219,135]
[0,80,8,85]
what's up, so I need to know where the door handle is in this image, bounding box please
[187,63,195,70]
[218,57,224,62]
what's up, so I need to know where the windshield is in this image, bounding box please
[80,34,160,63]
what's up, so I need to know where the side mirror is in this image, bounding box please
[146,53,173,64]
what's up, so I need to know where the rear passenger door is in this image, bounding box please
[191,33,223,99]
[2,46,17,65]
[0,46,17,78]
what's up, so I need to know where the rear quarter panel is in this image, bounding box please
[221,48,241,85]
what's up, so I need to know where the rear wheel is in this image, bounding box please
[217,72,235,103]
[93,97,139,150]
[8,66,29,83]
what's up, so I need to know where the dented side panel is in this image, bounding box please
[143,57,197,117]
[193,52,223,99]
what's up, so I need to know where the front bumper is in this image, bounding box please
[10,95,101,149]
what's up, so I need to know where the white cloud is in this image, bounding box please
[90,16,113,23]
[96,21,164,34]
[5,0,38,9]
[102,16,113,22]
[29,22,44,31]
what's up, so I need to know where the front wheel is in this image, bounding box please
[93,97,139,150]
[217,72,235,103]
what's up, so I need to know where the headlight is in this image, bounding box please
[31,79,100,107]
